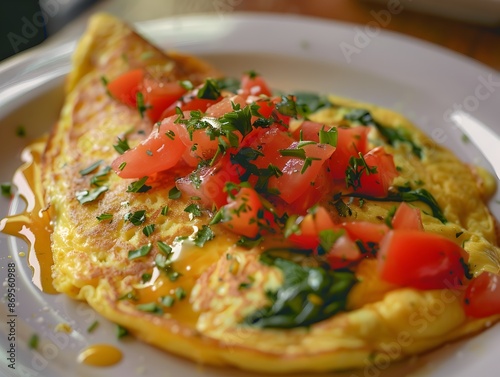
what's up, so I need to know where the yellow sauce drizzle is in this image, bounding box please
[0,139,56,293]
[77,344,122,367]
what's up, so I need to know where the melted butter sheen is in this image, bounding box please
[77,344,122,367]
[0,139,57,293]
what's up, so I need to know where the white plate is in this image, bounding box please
[1,13,499,377]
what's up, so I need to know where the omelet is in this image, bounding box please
[8,13,500,374]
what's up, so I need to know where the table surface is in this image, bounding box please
[233,0,500,70]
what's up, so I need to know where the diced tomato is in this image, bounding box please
[161,97,220,118]
[240,73,272,98]
[253,97,291,129]
[111,116,188,178]
[141,77,186,123]
[268,142,335,203]
[342,221,389,245]
[292,121,328,142]
[378,230,465,290]
[288,206,337,249]
[464,272,500,318]
[392,202,423,231]
[287,166,330,214]
[356,146,398,197]
[326,234,363,270]
[205,95,247,118]
[107,69,144,107]
[244,128,295,170]
[176,154,241,209]
[220,186,264,238]
[329,126,370,180]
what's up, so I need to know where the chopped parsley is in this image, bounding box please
[136,92,151,118]
[168,187,182,199]
[16,125,26,137]
[113,137,130,155]
[157,241,173,255]
[345,153,377,191]
[128,243,152,260]
[197,78,221,100]
[76,186,108,204]
[142,224,155,237]
[1,183,12,197]
[184,203,202,218]
[116,325,129,339]
[124,210,146,225]
[193,225,215,247]
[87,320,99,333]
[275,95,297,117]
[28,334,39,350]
[127,177,151,193]
[79,160,103,176]
[136,302,163,314]
[96,213,113,222]
[161,295,175,307]
[161,205,169,216]
[175,287,186,300]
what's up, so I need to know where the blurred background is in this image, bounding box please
[0,0,499,69]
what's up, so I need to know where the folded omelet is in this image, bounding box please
[18,13,500,373]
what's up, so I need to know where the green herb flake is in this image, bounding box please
[28,334,39,350]
[140,51,154,61]
[136,302,163,314]
[16,125,26,138]
[456,231,464,238]
[167,270,181,282]
[175,287,186,300]
[275,95,297,117]
[96,213,113,222]
[118,162,127,171]
[161,295,175,307]
[197,79,221,100]
[319,128,338,147]
[193,225,215,247]
[184,203,202,218]
[141,273,152,282]
[76,186,108,204]
[157,241,173,255]
[113,137,130,155]
[79,160,103,176]
[161,205,169,216]
[1,182,12,197]
[128,243,152,260]
[168,187,182,199]
[318,229,344,253]
[124,210,146,225]
[116,324,129,339]
[127,177,152,193]
[142,224,155,237]
[136,92,151,118]
[87,321,99,333]
[179,80,194,90]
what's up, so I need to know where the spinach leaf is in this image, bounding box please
[344,108,422,158]
[244,253,356,328]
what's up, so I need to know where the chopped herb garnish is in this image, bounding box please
[139,51,154,60]
[175,287,186,300]
[136,92,150,118]
[161,295,175,307]
[197,78,221,100]
[127,177,151,193]
[118,162,127,171]
[161,205,169,216]
[215,77,241,93]
[345,152,377,191]
[319,128,338,147]
[344,108,422,158]
[165,130,175,140]
[456,231,464,238]
[141,273,152,282]
[113,137,130,155]
[193,225,215,247]
[16,125,26,137]
[168,187,182,199]
[275,95,297,117]
[90,166,111,186]
[244,252,357,328]
[179,80,194,90]
[28,334,39,349]
[128,243,152,260]
[124,210,146,225]
[292,92,332,118]
[167,270,181,281]
[79,160,103,176]
[116,324,129,339]
[460,257,473,280]
[318,229,344,253]
[136,302,163,314]
[384,206,397,228]
[332,198,352,217]
[146,149,153,156]
[1,182,12,197]
[280,148,306,159]
[118,291,138,301]
[76,186,108,204]
[97,213,113,222]
[157,241,173,255]
[142,224,155,237]
[87,321,99,333]
[184,203,202,218]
